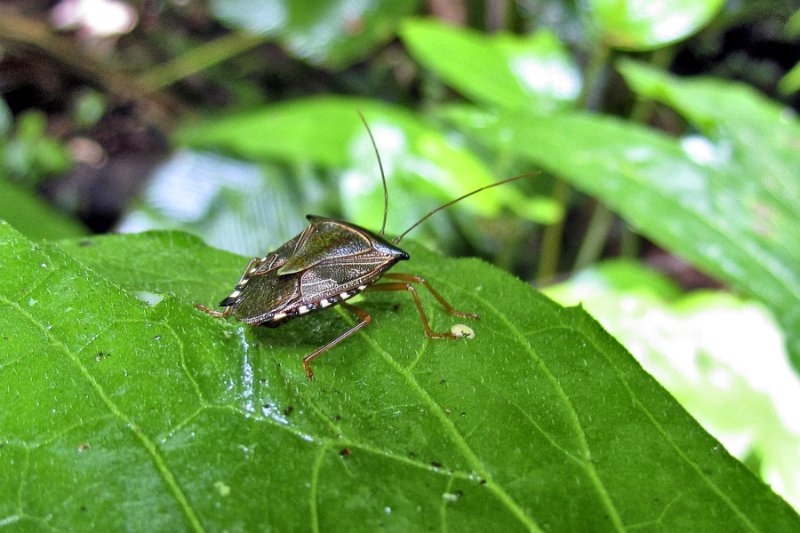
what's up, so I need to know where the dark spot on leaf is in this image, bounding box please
[78,240,93,247]
[431,461,442,469]
[333,414,342,421]
[95,351,109,362]
[460,411,466,416]
[77,443,90,452]
[439,379,446,385]
[80,505,87,512]
[153,335,161,341]
[283,405,294,417]
[479,479,487,485]
[408,451,416,459]
[339,448,351,457]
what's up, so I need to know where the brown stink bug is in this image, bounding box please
[197,114,532,379]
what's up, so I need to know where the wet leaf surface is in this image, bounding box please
[1,222,798,531]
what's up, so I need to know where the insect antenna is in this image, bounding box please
[358,112,389,237]
[393,172,538,244]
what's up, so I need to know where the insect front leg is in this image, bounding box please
[382,273,479,320]
[367,275,477,340]
[303,302,372,380]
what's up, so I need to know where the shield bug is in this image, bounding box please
[197,114,533,379]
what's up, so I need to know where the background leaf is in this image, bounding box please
[0,178,87,240]
[400,19,580,111]
[2,221,798,530]
[209,0,419,68]
[588,0,726,50]
[442,64,800,368]
[177,96,556,237]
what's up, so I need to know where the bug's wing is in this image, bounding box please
[298,254,396,302]
[277,218,373,276]
[230,270,302,323]
[252,228,310,276]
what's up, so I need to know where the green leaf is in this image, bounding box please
[176,96,555,235]
[617,60,800,364]
[2,221,798,530]
[545,259,800,509]
[588,0,725,50]
[778,61,800,95]
[400,19,580,111]
[443,69,800,368]
[209,0,419,68]
[0,178,87,240]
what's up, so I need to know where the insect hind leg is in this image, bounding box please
[303,302,372,380]
[195,303,233,318]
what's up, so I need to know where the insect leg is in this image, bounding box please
[303,302,372,380]
[195,303,232,318]
[367,282,467,339]
[382,273,479,320]
[196,257,264,318]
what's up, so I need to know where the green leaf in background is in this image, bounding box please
[0,178,87,240]
[617,60,800,365]
[116,151,307,257]
[443,65,800,369]
[618,59,800,201]
[177,96,558,238]
[3,221,798,530]
[545,259,800,510]
[2,111,72,186]
[400,19,580,111]
[778,61,800,95]
[210,0,419,68]
[588,0,725,50]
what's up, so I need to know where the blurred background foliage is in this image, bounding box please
[1,0,799,511]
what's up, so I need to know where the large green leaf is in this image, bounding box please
[442,70,800,368]
[400,19,580,111]
[588,0,725,50]
[2,221,798,530]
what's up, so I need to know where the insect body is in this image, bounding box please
[198,115,532,379]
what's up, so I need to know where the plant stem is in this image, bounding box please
[573,200,614,271]
[537,42,610,282]
[137,32,266,93]
[536,179,570,283]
